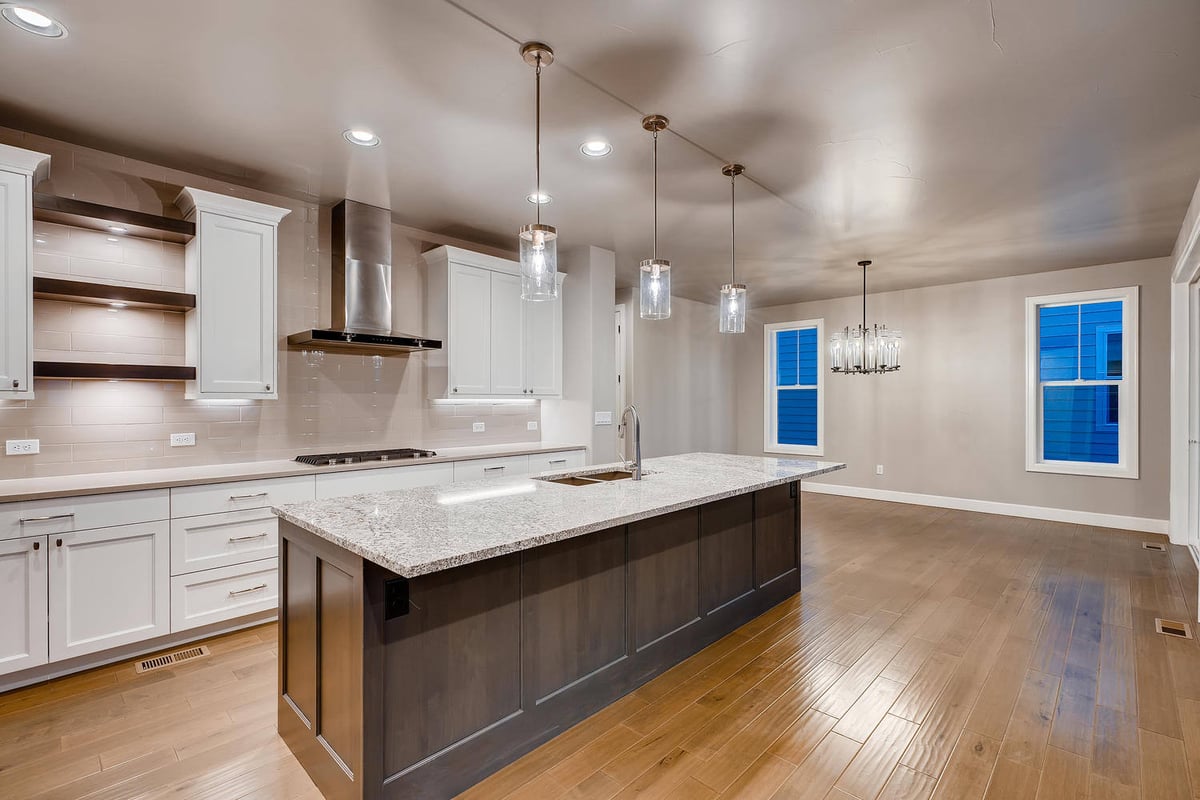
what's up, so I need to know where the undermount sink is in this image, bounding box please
[545,476,608,487]
[542,470,638,487]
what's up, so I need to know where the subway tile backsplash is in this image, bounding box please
[0,128,539,480]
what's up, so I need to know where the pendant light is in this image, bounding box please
[640,114,671,320]
[518,42,558,301]
[719,163,746,334]
[829,260,902,374]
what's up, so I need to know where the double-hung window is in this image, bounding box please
[1025,287,1138,478]
[764,319,824,455]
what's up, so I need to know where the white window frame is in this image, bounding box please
[1025,286,1139,479]
[764,318,824,456]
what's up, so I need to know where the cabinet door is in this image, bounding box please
[0,536,47,676]
[490,271,525,396]
[448,263,492,396]
[523,287,562,397]
[194,212,276,397]
[0,169,31,397]
[49,522,170,661]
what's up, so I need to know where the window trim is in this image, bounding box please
[1025,286,1139,479]
[764,318,825,456]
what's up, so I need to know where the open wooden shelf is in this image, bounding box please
[33,194,195,244]
[33,277,196,312]
[33,362,196,382]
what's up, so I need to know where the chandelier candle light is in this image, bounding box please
[719,163,746,333]
[829,260,902,374]
[640,114,672,320]
[518,42,558,301]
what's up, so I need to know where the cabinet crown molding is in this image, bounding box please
[175,187,290,225]
[0,144,50,183]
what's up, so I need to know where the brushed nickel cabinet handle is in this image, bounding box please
[548,459,567,465]
[228,492,268,501]
[20,513,75,524]
[228,532,269,543]
[228,583,268,597]
[483,466,506,472]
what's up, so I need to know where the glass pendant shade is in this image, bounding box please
[519,223,558,300]
[829,260,902,374]
[640,258,671,320]
[719,283,746,334]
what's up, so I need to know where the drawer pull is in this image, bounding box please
[229,492,269,501]
[484,466,506,472]
[548,459,567,465]
[20,513,74,524]
[228,532,269,543]
[228,583,268,597]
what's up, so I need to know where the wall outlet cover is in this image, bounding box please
[527,421,538,431]
[5,439,40,456]
[170,433,197,447]
[472,422,486,433]
[876,464,885,475]
[594,411,613,426]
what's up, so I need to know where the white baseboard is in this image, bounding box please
[802,482,1170,535]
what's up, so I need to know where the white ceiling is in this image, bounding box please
[2,0,1198,304]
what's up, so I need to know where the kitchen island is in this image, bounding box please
[273,453,844,800]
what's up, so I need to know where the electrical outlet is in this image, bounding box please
[594,411,613,426]
[876,464,885,476]
[170,433,196,447]
[472,422,486,433]
[527,421,538,431]
[5,439,40,456]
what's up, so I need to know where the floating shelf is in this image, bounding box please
[33,193,195,244]
[33,362,196,382]
[33,277,196,312]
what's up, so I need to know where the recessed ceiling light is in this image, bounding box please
[526,192,552,205]
[343,129,380,147]
[580,140,612,158]
[1,5,67,37]
[107,226,127,234]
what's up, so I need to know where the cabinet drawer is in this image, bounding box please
[171,475,314,518]
[0,503,22,542]
[6,490,169,540]
[452,455,531,482]
[171,509,278,576]
[315,462,453,500]
[530,450,586,473]
[171,559,278,632]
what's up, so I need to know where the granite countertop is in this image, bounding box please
[0,442,588,503]
[274,452,846,578]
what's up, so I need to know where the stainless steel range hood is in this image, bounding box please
[287,199,442,354]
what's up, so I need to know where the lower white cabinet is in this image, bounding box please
[314,462,454,499]
[49,522,170,662]
[171,509,278,575]
[529,450,587,473]
[0,536,47,676]
[452,455,531,482]
[171,559,278,632]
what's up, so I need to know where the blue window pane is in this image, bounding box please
[1043,385,1119,464]
[776,329,799,386]
[1080,301,1122,379]
[777,389,817,446]
[1039,304,1079,381]
[797,327,818,386]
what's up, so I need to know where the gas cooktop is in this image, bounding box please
[295,448,437,467]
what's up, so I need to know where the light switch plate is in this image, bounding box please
[527,421,538,431]
[5,439,40,455]
[594,411,613,426]
[170,433,197,447]
[472,422,486,433]
[876,464,884,475]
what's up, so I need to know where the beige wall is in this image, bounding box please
[735,257,1173,521]
[0,127,538,480]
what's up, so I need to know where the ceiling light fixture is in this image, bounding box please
[1,4,67,37]
[526,192,552,205]
[829,260,902,374]
[640,115,672,320]
[580,140,612,158]
[719,163,747,334]
[518,42,559,302]
[342,129,380,147]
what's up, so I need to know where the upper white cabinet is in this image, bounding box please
[425,246,564,398]
[176,188,290,400]
[0,145,50,400]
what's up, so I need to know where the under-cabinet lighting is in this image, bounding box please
[430,398,538,405]
[436,483,537,506]
[107,226,128,234]
[109,302,127,308]
[1,4,67,37]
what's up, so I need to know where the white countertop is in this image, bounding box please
[0,442,587,503]
[274,453,845,578]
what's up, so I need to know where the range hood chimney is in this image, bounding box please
[287,199,442,354]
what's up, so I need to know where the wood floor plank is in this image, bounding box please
[876,765,938,800]
[1096,625,1137,714]
[997,670,1060,768]
[982,757,1041,800]
[768,732,860,800]
[833,713,919,800]
[890,651,960,725]
[929,731,1001,800]
[713,753,797,800]
[1034,747,1088,800]
[1090,707,1140,788]
[1138,728,1191,800]
[832,676,906,743]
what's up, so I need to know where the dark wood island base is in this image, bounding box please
[278,481,802,800]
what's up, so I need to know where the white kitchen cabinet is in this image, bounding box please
[170,558,278,632]
[0,536,47,677]
[170,508,278,575]
[425,246,564,398]
[529,449,586,473]
[314,462,454,499]
[451,455,531,482]
[0,145,50,400]
[176,188,290,400]
[49,522,170,661]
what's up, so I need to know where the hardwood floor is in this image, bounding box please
[2,494,1198,799]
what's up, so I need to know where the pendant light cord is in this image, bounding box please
[535,55,542,226]
[730,172,736,284]
[862,261,867,332]
[652,129,658,260]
